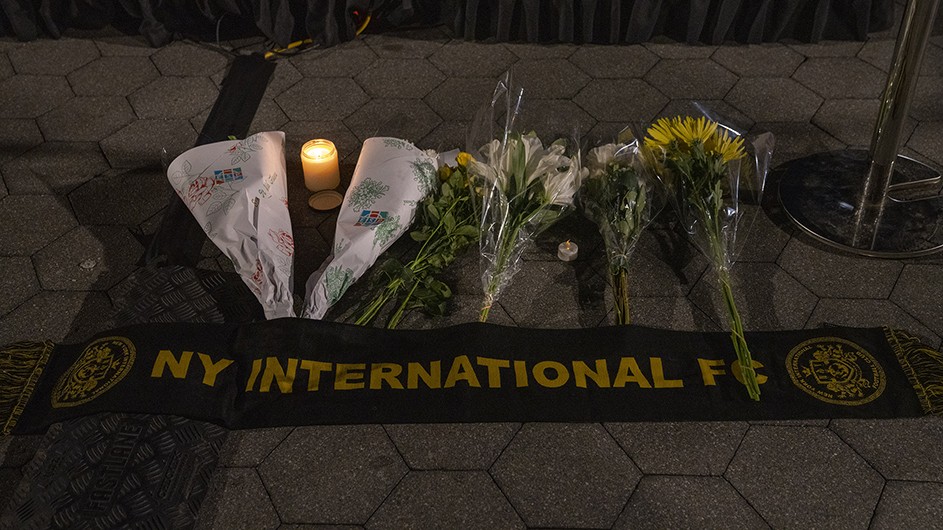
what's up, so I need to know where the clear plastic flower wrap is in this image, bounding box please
[581,130,665,325]
[644,110,774,400]
[166,131,295,319]
[467,73,588,322]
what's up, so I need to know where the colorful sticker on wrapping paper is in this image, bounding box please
[325,266,354,305]
[411,160,437,197]
[349,178,390,211]
[356,210,388,227]
[213,167,245,183]
[269,229,294,257]
[373,214,401,248]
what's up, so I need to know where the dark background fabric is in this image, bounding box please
[0,0,894,47]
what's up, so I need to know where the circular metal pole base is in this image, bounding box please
[778,150,943,258]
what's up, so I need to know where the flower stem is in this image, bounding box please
[718,269,761,401]
[612,269,631,325]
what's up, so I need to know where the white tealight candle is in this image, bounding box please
[557,240,578,261]
[301,139,340,192]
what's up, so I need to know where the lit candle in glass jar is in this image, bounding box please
[300,139,340,192]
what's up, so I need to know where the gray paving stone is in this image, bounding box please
[778,237,903,299]
[37,95,135,142]
[644,43,717,59]
[575,79,667,122]
[69,167,170,226]
[726,426,884,530]
[628,229,710,297]
[808,299,940,348]
[219,427,293,467]
[0,290,113,344]
[344,99,440,144]
[614,296,720,331]
[366,471,524,530]
[276,78,369,122]
[792,57,886,99]
[362,28,449,59]
[33,225,140,290]
[831,417,943,482]
[397,293,518,329]
[725,77,822,122]
[655,99,754,130]
[418,120,470,152]
[491,423,640,528]
[0,119,42,165]
[568,44,658,78]
[67,56,159,96]
[2,141,109,195]
[871,481,943,530]
[754,121,843,163]
[259,425,408,525]
[0,53,12,81]
[690,262,818,330]
[505,42,578,60]
[508,59,589,99]
[129,76,219,119]
[910,77,943,121]
[0,256,38,316]
[95,38,157,56]
[859,38,943,75]
[510,98,595,141]
[0,75,73,119]
[614,476,769,530]
[429,41,518,78]
[355,58,445,99]
[196,468,279,530]
[497,260,604,329]
[151,42,229,76]
[0,194,76,256]
[906,120,943,166]
[733,205,792,262]
[248,98,291,134]
[606,422,748,475]
[384,423,519,470]
[892,264,943,336]
[291,45,378,78]
[100,118,197,168]
[644,59,738,99]
[0,467,23,512]
[263,59,302,99]
[8,38,99,75]
[813,99,914,147]
[279,526,361,530]
[788,41,864,57]
[712,44,804,77]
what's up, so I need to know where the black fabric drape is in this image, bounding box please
[0,0,895,47]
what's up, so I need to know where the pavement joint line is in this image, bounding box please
[828,421,893,482]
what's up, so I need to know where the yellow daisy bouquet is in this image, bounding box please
[645,116,763,400]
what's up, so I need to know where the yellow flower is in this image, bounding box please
[456,152,473,167]
[644,117,677,152]
[674,116,718,146]
[438,164,453,181]
[708,129,747,163]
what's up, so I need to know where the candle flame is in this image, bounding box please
[304,146,332,159]
[565,240,571,250]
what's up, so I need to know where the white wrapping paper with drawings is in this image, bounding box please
[167,131,296,319]
[302,137,439,319]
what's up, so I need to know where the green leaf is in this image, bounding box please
[444,212,456,232]
[410,230,429,242]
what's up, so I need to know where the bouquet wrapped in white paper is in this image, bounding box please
[167,131,295,319]
[302,137,439,319]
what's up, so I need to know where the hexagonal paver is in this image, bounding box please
[644,59,737,99]
[508,59,589,99]
[808,299,940,348]
[384,423,519,470]
[100,119,197,168]
[515,99,596,140]
[423,77,496,122]
[363,28,449,59]
[644,43,717,59]
[95,38,156,57]
[906,121,943,167]
[793,57,888,99]
[726,426,884,529]
[37,96,135,142]
[893,264,943,335]
[0,118,42,165]
[151,42,229,76]
[505,42,577,60]
[871,481,943,529]
[196,468,279,530]
[733,205,792,262]
[629,229,710,297]
[355,58,445,99]
[712,44,804,77]
[290,44,378,78]
[2,141,110,195]
[910,77,943,121]
[575,79,667,122]
[616,296,720,331]
[259,425,407,524]
[655,99,754,130]
[67,56,159,96]
[690,262,818,330]
[218,427,293,467]
[263,59,302,99]
[129,76,219,119]
[0,195,76,256]
[247,98,290,134]
[778,238,903,299]
[0,75,73,119]
[497,260,606,329]
[429,42,518,78]
[725,78,822,122]
[0,53,12,81]
[344,99,440,144]
[614,476,768,530]
[788,41,864,58]
[491,423,641,528]
[0,256,38,316]
[831,417,943,482]
[753,121,843,163]
[419,120,471,152]
[812,99,913,148]
[366,471,524,530]
[569,45,658,77]
[0,290,113,344]
[399,294,518,329]
[33,225,140,290]
[606,422,748,475]
[276,78,369,122]
[69,167,172,226]
[8,38,99,75]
